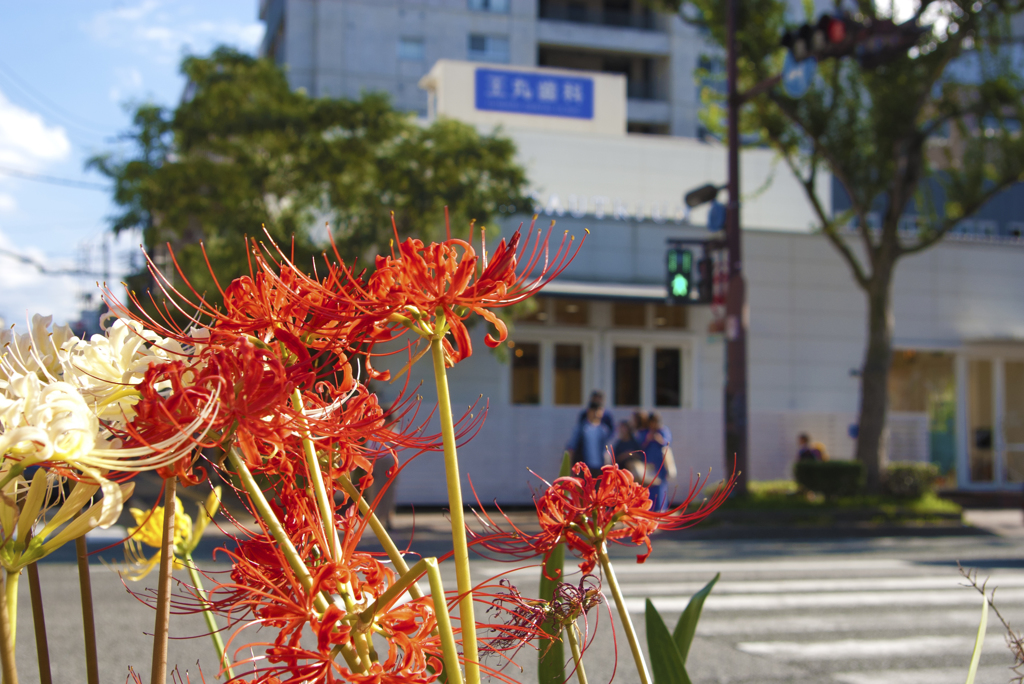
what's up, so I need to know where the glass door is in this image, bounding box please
[965,358,1024,486]
[1003,361,1024,483]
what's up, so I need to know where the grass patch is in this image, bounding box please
[712,480,962,516]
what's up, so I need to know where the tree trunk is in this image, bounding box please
[855,270,895,493]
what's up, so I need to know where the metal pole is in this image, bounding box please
[725,0,749,494]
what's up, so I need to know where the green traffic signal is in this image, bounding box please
[671,273,689,297]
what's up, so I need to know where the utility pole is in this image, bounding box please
[724,0,748,495]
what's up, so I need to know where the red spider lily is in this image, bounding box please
[520,463,736,573]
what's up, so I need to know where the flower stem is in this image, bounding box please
[149,477,176,684]
[336,474,422,600]
[0,570,17,684]
[225,448,329,614]
[184,555,234,680]
[4,571,17,644]
[565,626,589,684]
[425,558,464,684]
[75,534,99,684]
[597,542,650,684]
[26,563,50,684]
[429,337,480,684]
[290,390,341,561]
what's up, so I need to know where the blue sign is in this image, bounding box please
[707,201,726,232]
[475,68,594,119]
[782,53,817,99]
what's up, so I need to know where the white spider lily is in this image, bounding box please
[0,370,220,477]
[0,467,135,572]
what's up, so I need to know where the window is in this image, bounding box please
[654,348,681,407]
[469,0,510,12]
[553,299,589,325]
[612,302,645,328]
[614,346,641,406]
[514,297,549,323]
[653,304,687,329]
[397,37,424,61]
[967,359,994,482]
[554,344,583,405]
[468,34,510,63]
[511,342,540,404]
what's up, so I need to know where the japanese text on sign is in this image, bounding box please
[474,68,594,119]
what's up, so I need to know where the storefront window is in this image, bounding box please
[513,297,548,323]
[653,304,687,329]
[554,344,583,405]
[654,348,681,407]
[511,342,540,405]
[614,346,641,406]
[612,302,646,328]
[553,299,589,325]
[889,350,956,474]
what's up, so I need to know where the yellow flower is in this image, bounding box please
[124,487,222,581]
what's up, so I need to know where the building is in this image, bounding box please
[258,0,710,136]
[257,7,1024,500]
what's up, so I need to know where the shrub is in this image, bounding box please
[793,460,864,498]
[882,462,939,499]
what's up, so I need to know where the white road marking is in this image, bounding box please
[696,608,995,636]
[627,587,1024,613]
[737,634,1004,660]
[832,666,1012,684]
[620,574,1024,596]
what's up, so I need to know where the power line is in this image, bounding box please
[0,247,102,277]
[0,165,109,191]
[0,58,113,139]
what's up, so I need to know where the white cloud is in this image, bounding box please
[0,89,71,169]
[0,232,81,324]
[85,1,264,64]
[0,194,15,213]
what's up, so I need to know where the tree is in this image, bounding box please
[89,47,528,310]
[666,0,1024,490]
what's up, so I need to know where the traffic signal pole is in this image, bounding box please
[725,0,749,495]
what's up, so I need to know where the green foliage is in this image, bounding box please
[794,461,865,499]
[537,452,573,684]
[89,47,528,312]
[644,574,719,684]
[966,594,989,684]
[645,600,691,684]
[882,461,939,499]
[672,573,719,663]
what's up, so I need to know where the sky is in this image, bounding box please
[0,1,263,326]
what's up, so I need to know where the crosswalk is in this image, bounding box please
[475,553,1024,683]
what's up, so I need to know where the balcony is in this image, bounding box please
[538,1,663,31]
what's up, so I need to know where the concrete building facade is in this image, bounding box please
[258,0,709,136]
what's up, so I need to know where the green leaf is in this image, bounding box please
[538,452,573,684]
[965,594,989,684]
[673,573,720,663]
[645,598,691,684]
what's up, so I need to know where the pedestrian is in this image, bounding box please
[612,420,641,467]
[567,399,613,477]
[634,412,677,512]
[578,390,614,434]
[797,433,827,462]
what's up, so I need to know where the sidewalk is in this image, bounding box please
[962,509,1024,538]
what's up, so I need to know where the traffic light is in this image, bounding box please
[697,257,713,303]
[666,248,693,304]
[782,15,926,69]
[782,15,858,62]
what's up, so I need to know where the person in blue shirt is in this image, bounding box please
[566,400,612,477]
[635,412,676,511]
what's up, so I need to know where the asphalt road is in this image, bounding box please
[10,515,1024,683]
